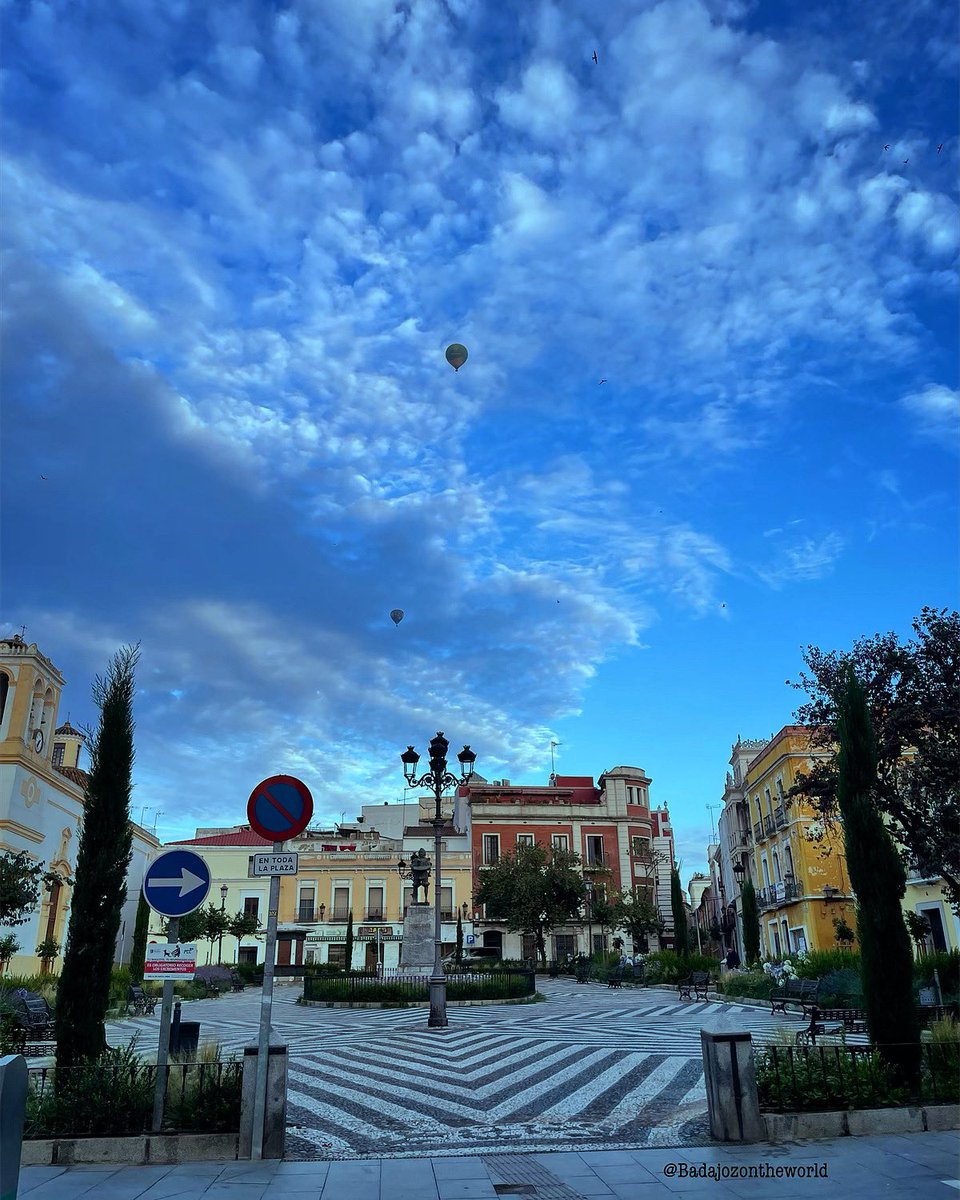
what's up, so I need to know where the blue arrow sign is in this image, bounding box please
[143,849,211,918]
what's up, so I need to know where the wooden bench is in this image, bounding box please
[230,971,246,992]
[771,978,820,1017]
[607,965,624,989]
[678,971,710,1001]
[795,1005,867,1046]
[127,985,158,1016]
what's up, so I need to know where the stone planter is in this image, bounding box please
[21,1132,239,1165]
[764,1103,958,1142]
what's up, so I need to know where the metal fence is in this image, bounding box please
[303,969,536,1005]
[25,1059,243,1139]
[757,1042,959,1113]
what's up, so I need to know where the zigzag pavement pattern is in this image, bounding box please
[284,1026,710,1159]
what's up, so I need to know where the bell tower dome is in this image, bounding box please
[0,632,66,765]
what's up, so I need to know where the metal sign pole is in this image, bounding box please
[151,915,179,1133]
[251,841,282,1160]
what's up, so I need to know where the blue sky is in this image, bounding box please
[3,0,957,875]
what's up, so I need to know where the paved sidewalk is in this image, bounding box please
[16,1130,960,1199]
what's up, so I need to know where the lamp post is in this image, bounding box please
[401,732,476,1029]
[218,883,228,965]
[584,879,594,959]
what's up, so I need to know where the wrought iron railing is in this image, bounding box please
[756,1043,958,1112]
[774,804,787,829]
[297,906,316,922]
[25,1059,243,1138]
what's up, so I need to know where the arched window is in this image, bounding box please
[784,844,794,880]
[772,850,782,882]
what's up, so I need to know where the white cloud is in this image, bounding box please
[900,384,959,445]
[757,534,846,588]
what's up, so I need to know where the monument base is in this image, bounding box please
[399,903,436,972]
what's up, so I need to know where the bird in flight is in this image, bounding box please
[938,144,944,153]
[883,144,890,151]
[599,378,607,385]
[40,475,48,480]
[592,51,598,64]
[903,159,909,164]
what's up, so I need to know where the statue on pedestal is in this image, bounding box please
[409,848,431,904]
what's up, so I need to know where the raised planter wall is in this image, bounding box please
[21,1133,239,1166]
[764,1103,958,1142]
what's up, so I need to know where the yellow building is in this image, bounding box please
[162,797,476,970]
[742,725,855,957]
[0,634,160,975]
[903,872,959,955]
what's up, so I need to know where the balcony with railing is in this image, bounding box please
[753,820,764,842]
[330,908,351,921]
[364,909,386,922]
[297,905,317,922]
[727,826,751,852]
[583,855,608,871]
[763,814,775,837]
[774,804,786,829]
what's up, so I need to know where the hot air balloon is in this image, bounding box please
[445,343,468,371]
[390,609,404,626]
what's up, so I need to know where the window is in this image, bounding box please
[761,858,771,888]
[332,887,350,920]
[551,834,569,852]
[482,834,500,865]
[52,742,65,767]
[764,787,773,815]
[554,934,575,959]
[776,778,786,803]
[0,672,8,726]
[238,946,257,965]
[367,887,384,919]
[516,833,534,848]
[298,887,314,922]
[440,886,453,920]
[626,786,634,802]
[243,896,260,920]
[586,835,604,865]
[592,933,606,955]
[631,835,650,857]
[328,945,346,967]
[521,933,537,960]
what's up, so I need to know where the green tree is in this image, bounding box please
[55,645,138,1070]
[790,608,960,909]
[195,902,230,964]
[473,842,585,967]
[670,869,689,955]
[35,938,61,972]
[0,933,19,974]
[128,891,150,982]
[345,910,354,971]
[228,910,260,941]
[0,851,72,926]
[740,878,760,966]
[173,907,206,945]
[589,886,617,952]
[834,669,920,1085]
[904,911,931,955]
[613,887,665,951]
[455,910,464,964]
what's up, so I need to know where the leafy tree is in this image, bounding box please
[228,910,260,941]
[740,878,760,965]
[0,933,19,973]
[455,910,463,964]
[612,887,664,952]
[832,916,856,946]
[588,885,617,952]
[194,902,230,964]
[473,842,585,967]
[904,911,931,954]
[0,851,72,926]
[129,891,150,982]
[35,938,60,971]
[345,910,354,970]
[670,870,689,955]
[835,670,920,1084]
[56,645,138,1070]
[172,907,206,945]
[789,607,960,909]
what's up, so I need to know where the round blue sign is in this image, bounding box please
[247,775,314,842]
[143,849,211,918]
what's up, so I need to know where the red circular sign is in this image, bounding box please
[247,775,314,843]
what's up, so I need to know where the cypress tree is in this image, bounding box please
[129,891,150,983]
[670,869,690,956]
[740,878,761,966]
[56,645,138,1070]
[835,669,920,1085]
[344,910,354,971]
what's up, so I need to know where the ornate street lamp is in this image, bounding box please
[732,859,746,886]
[218,883,228,965]
[400,732,476,1028]
[584,879,595,959]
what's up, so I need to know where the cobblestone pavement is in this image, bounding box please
[103,977,811,1159]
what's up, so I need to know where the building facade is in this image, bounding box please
[463,766,675,960]
[0,635,159,975]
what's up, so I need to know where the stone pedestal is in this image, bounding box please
[399,903,436,972]
[239,1043,288,1160]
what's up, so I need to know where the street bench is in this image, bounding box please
[795,1005,867,1046]
[127,985,158,1017]
[771,978,820,1017]
[607,966,624,989]
[7,990,56,1056]
[230,971,246,992]
[678,971,710,1002]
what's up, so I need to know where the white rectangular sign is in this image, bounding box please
[251,851,299,876]
[144,942,197,979]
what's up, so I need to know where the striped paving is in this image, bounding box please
[104,977,820,1158]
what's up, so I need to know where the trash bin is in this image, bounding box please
[173,1021,200,1058]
